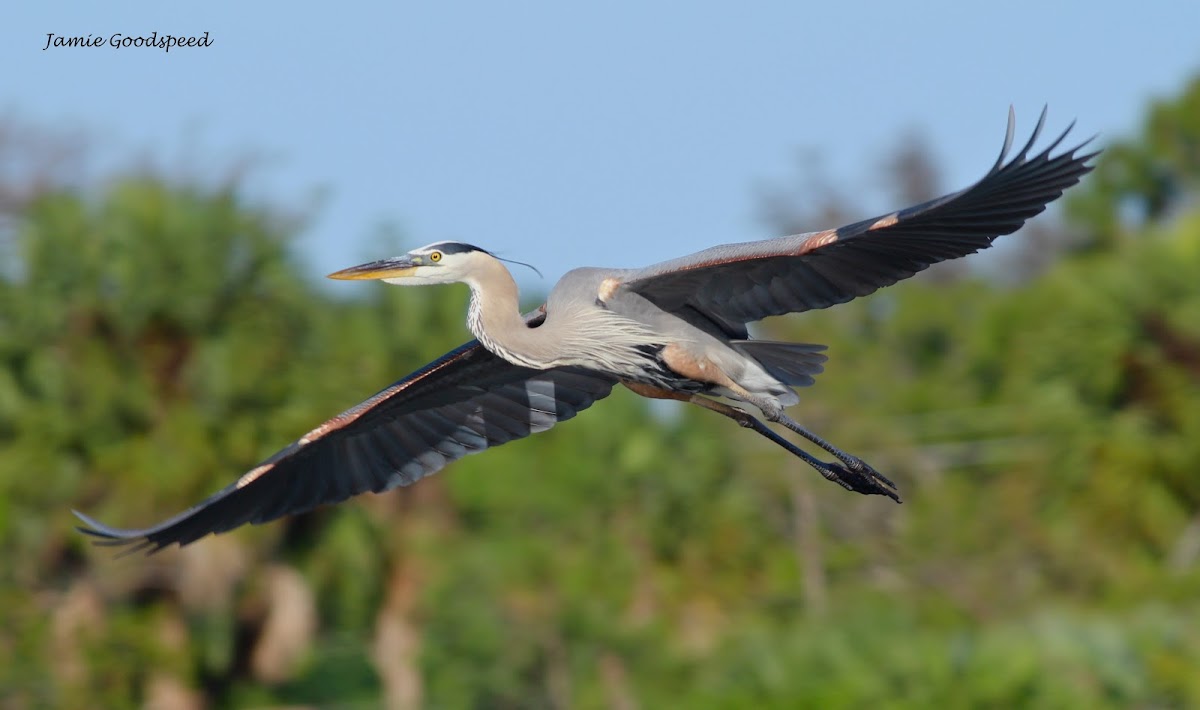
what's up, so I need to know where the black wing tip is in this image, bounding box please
[72,509,168,555]
[1014,106,1049,163]
[992,105,1019,173]
[73,509,122,539]
[981,107,1100,199]
[993,105,1099,173]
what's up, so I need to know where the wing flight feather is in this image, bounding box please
[74,314,616,554]
[623,108,1097,325]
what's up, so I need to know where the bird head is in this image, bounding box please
[327,241,493,286]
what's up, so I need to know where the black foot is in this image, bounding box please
[816,457,902,503]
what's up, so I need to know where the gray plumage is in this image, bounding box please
[76,108,1097,553]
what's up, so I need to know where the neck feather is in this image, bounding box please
[465,257,546,367]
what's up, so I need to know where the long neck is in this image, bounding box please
[464,257,548,368]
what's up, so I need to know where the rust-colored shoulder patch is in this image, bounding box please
[797,229,840,254]
[235,463,273,489]
[299,413,354,442]
[869,212,899,230]
[598,277,622,303]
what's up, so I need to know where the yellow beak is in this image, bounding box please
[326,257,418,280]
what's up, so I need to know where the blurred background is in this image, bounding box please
[3,3,1200,709]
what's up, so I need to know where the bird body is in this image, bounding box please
[75,108,1098,553]
[550,266,802,403]
[445,252,803,405]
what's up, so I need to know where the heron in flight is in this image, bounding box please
[76,109,1095,553]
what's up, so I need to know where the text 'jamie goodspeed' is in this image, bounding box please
[42,32,212,52]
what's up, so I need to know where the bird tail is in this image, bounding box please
[731,341,827,388]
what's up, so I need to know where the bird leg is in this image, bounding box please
[723,385,901,502]
[773,410,900,502]
[685,396,900,498]
[621,382,901,502]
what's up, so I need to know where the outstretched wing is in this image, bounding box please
[74,319,617,554]
[622,108,1097,326]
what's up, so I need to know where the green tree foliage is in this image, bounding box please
[1066,76,1200,250]
[2,80,1199,708]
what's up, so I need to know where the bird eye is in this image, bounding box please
[429,251,442,262]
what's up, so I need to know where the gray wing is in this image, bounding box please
[622,108,1097,326]
[74,317,616,554]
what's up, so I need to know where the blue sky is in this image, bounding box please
[4,2,1198,295]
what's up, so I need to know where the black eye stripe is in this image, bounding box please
[431,242,488,256]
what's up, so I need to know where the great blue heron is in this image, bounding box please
[75,109,1095,553]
